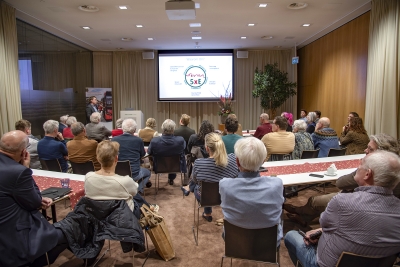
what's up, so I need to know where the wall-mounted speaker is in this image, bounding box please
[142,52,154,59]
[237,51,248,58]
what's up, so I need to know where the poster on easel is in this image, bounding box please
[86,87,113,131]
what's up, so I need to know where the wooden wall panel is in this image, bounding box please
[298,12,370,134]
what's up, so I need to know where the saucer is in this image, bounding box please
[324,172,337,176]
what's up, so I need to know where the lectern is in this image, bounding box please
[120,110,144,130]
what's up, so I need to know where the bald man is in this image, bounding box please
[312,117,340,157]
[0,131,68,266]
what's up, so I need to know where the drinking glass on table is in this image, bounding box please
[60,178,70,188]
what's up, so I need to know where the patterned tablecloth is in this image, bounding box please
[261,159,360,176]
[33,175,85,209]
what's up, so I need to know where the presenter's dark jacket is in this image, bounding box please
[0,152,58,266]
[86,104,97,123]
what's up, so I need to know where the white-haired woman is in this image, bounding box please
[181,132,238,222]
[292,120,314,159]
[85,112,112,142]
[62,116,77,139]
[306,111,317,134]
[111,118,124,137]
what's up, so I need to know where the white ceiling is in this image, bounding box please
[6,0,371,51]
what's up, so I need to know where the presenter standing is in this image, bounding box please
[86,96,98,123]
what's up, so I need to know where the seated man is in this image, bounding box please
[15,119,41,169]
[0,130,68,266]
[312,117,340,157]
[113,119,151,193]
[221,116,242,154]
[220,137,284,246]
[253,113,272,139]
[284,133,400,226]
[285,150,400,267]
[67,122,101,171]
[85,112,112,142]
[148,119,186,185]
[37,120,69,172]
[174,114,195,152]
[261,116,295,161]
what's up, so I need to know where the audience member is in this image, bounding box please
[62,116,77,139]
[261,116,295,161]
[15,119,41,169]
[0,130,68,266]
[253,113,272,139]
[220,137,284,246]
[86,96,98,123]
[187,120,214,157]
[292,120,314,159]
[284,133,400,226]
[37,120,69,172]
[312,117,340,157]
[148,119,186,185]
[138,118,159,144]
[314,110,321,123]
[343,111,359,135]
[306,111,317,134]
[222,114,243,136]
[285,151,400,267]
[112,119,151,193]
[111,118,124,137]
[85,112,111,142]
[221,116,242,154]
[281,112,294,132]
[181,133,238,221]
[340,117,369,155]
[58,115,68,133]
[174,114,196,152]
[299,109,308,122]
[67,122,100,171]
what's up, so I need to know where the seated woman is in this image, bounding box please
[85,140,138,212]
[281,112,294,132]
[187,120,215,157]
[306,111,317,134]
[138,118,159,145]
[339,117,369,155]
[181,132,238,222]
[112,118,124,137]
[85,112,112,142]
[63,116,77,139]
[292,120,314,159]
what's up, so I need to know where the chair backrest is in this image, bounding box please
[153,155,181,173]
[328,147,347,157]
[200,181,221,207]
[224,220,278,263]
[300,149,320,159]
[269,153,292,162]
[143,141,150,146]
[70,161,95,175]
[336,252,398,267]
[40,159,62,172]
[115,161,132,177]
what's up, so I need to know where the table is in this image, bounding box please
[242,130,256,137]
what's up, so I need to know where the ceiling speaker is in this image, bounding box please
[142,52,154,59]
[237,51,248,58]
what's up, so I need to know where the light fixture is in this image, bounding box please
[118,6,128,9]
[195,3,200,8]
[81,26,91,30]
[261,36,273,39]
[258,3,268,7]
[302,23,311,27]
[241,36,247,39]
[148,38,154,40]
[248,23,255,26]
[192,36,202,40]
[136,25,143,28]
[121,37,133,41]
[191,31,201,34]
[189,23,201,27]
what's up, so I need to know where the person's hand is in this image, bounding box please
[20,150,31,168]
[56,132,64,141]
[64,155,69,161]
[41,197,53,209]
[304,228,322,245]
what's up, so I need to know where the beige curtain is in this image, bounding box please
[0,1,21,135]
[365,0,400,138]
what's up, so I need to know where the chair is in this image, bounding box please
[300,149,320,159]
[221,220,280,266]
[143,141,150,146]
[152,154,184,197]
[70,161,95,175]
[268,154,292,161]
[328,147,347,157]
[40,159,62,172]
[192,181,221,246]
[116,161,147,198]
[336,252,398,267]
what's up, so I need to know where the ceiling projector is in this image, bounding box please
[165,0,196,20]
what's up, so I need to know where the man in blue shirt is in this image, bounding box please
[113,119,151,193]
[37,120,69,172]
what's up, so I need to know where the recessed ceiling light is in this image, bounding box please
[148,38,154,41]
[248,23,255,26]
[302,23,311,27]
[78,5,99,12]
[189,23,201,27]
[259,3,268,8]
[118,6,128,9]
[241,36,247,39]
[136,25,143,28]
[195,3,200,8]
[121,37,133,42]
[192,36,202,40]
[81,26,91,30]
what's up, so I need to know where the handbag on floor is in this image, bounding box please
[140,204,175,261]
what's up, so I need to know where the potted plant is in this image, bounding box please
[252,63,297,118]
[217,86,234,124]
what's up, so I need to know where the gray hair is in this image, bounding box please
[122,119,137,134]
[293,119,307,131]
[71,122,85,136]
[234,137,267,172]
[60,115,69,123]
[43,120,59,134]
[90,112,101,123]
[307,112,317,123]
[362,150,400,189]
[370,133,400,155]
[260,113,269,121]
[66,116,77,126]
[116,118,123,128]
[162,119,176,134]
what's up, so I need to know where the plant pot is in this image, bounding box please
[220,115,227,124]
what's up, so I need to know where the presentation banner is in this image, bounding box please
[86,87,113,130]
